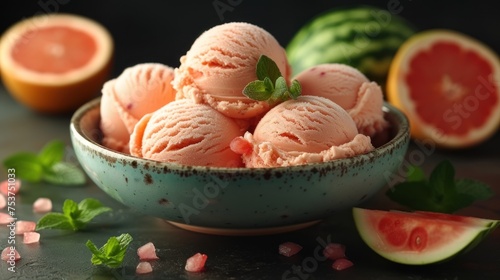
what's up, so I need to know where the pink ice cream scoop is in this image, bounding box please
[294,63,388,137]
[100,63,176,153]
[129,99,243,167]
[230,96,374,167]
[173,22,291,119]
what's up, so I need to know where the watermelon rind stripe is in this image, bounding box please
[286,5,416,78]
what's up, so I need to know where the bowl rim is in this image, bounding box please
[70,97,410,173]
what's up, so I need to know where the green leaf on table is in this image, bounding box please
[43,162,86,186]
[243,55,301,104]
[86,233,133,268]
[406,165,426,182]
[35,213,74,231]
[2,139,86,186]
[77,198,113,224]
[386,160,494,213]
[38,140,65,167]
[36,198,111,231]
[456,179,494,200]
[3,153,44,182]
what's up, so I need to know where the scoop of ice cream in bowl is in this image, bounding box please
[69,22,410,235]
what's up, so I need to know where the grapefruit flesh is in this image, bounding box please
[387,30,500,148]
[12,26,97,74]
[0,14,113,114]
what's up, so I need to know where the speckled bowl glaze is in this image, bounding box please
[70,97,410,235]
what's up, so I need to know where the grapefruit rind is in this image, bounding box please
[387,29,500,148]
[353,207,498,265]
[0,14,113,113]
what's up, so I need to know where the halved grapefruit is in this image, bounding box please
[387,30,500,148]
[0,14,113,114]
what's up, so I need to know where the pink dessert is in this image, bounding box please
[173,22,291,119]
[294,63,388,137]
[230,96,374,167]
[130,99,244,167]
[100,63,176,153]
[97,22,390,168]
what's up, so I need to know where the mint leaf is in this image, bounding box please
[256,55,281,82]
[36,198,111,231]
[243,80,272,101]
[456,179,494,200]
[269,76,288,102]
[3,153,44,182]
[43,162,86,185]
[38,140,65,167]
[243,55,301,104]
[407,165,426,182]
[2,139,85,186]
[77,198,112,224]
[429,160,456,198]
[386,160,493,213]
[36,213,73,231]
[86,233,133,268]
[386,181,435,210]
[289,80,302,99]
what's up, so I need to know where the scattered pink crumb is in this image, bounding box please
[185,253,207,272]
[279,242,303,257]
[33,197,52,213]
[136,261,153,274]
[0,213,13,225]
[323,243,346,260]
[0,179,21,195]
[0,194,5,209]
[23,232,40,244]
[15,220,36,235]
[137,242,159,261]
[332,258,354,271]
[1,247,21,262]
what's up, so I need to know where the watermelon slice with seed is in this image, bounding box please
[353,207,499,265]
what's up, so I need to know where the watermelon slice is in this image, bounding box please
[353,207,499,265]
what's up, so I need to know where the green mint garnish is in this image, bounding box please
[386,160,493,213]
[2,139,86,185]
[243,55,301,104]
[36,198,112,231]
[86,233,133,268]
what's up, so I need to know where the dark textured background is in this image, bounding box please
[1,0,499,77]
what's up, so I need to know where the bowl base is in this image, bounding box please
[166,220,321,236]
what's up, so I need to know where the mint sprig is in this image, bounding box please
[243,55,301,104]
[386,160,493,213]
[86,233,133,268]
[36,198,112,231]
[2,140,86,185]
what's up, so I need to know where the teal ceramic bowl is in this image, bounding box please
[70,98,410,235]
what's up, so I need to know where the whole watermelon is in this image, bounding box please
[286,6,416,84]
